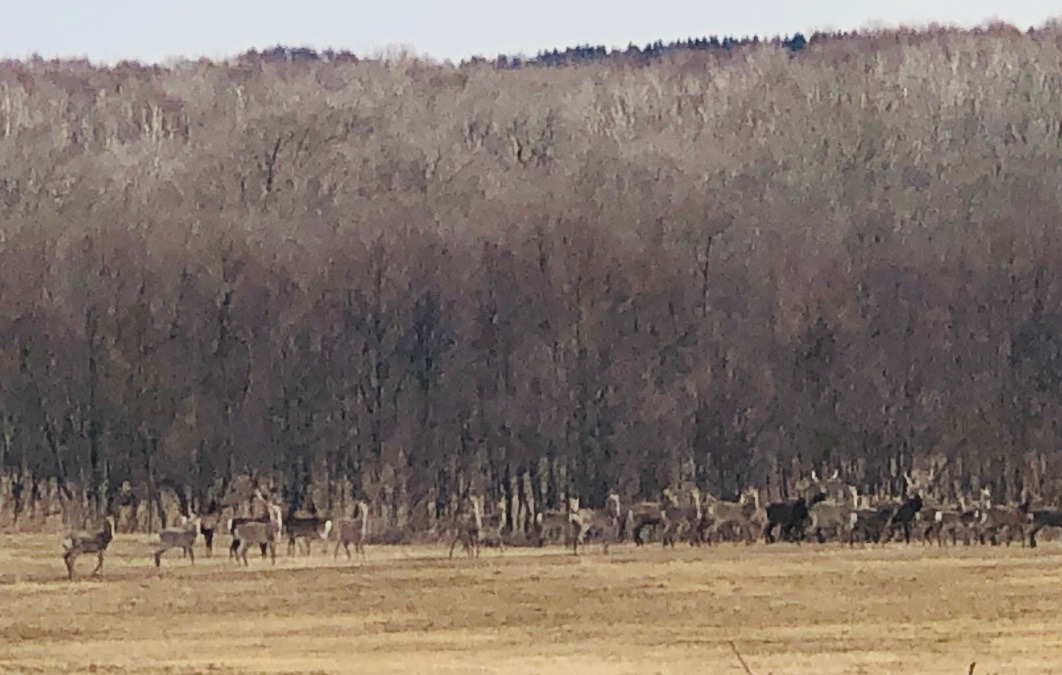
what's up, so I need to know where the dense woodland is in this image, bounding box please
[0,23,1061,536]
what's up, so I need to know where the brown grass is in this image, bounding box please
[1,534,1060,674]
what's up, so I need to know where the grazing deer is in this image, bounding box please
[154,514,202,567]
[335,500,370,559]
[449,494,484,559]
[62,515,116,581]
[568,493,622,555]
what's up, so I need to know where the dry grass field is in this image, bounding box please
[0,534,1060,674]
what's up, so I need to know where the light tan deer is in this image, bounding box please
[568,493,622,555]
[154,514,201,567]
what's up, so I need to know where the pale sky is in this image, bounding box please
[1,0,1059,64]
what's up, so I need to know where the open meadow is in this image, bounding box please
[0,535,1060,674]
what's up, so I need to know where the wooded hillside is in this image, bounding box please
[1,24,1060,533]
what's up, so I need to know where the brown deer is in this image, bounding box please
[335,500,370,560]
[449,494,484,559]
[63,515,116,580]
[568,493,622,555]
[154,515,201,567]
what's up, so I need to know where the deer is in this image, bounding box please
[228,491,284,559]
[228,492,283,566]
[449,494,484,559]
[568,493,622,555]
[62,515,116,581]
[625,490,672,546]
[283,504,333,555]
[975,488,1028,547]
[848,503,896,547]
[478,498,508,552]
[704,487,763,545]
[1027,505,1062,548]
[335,500,370,560]
[878,467,946,544]
[661,488,704,547]
[232,519,279,566]
[919,495,979,546]
[154,514,201,567]
[533,508,571,547]
[808,485,858,544]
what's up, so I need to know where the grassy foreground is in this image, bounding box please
[0,534,1060,674]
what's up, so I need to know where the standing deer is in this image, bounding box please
[449,494,484,559]
[704,488,762,545]
[533,508,571,547]
[284,505,333,556]
[568,493,622,555]
[625,490,672,546]
[154,515,201,567]
[976,488,1028,547]
[335,500,370,560]
[1027,506,1062,548]
[62,515,116,581]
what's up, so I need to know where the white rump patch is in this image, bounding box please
[935,511,943,523]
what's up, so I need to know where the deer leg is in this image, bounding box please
[203,528,214,557]
[64,552,76,580]
[92,552,104,577]
[189,545,195,565]
[1029,525,1042,548]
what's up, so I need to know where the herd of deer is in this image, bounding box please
[455,469,1062,557]
[61,490,371,580]
[59,473,1062,579]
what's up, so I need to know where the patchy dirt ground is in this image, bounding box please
[0,534,1059,674]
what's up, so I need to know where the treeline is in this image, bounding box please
[0,23,1061,533]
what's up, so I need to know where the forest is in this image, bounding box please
[0,23,1060,536]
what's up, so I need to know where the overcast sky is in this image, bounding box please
[1,0,1059,64]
